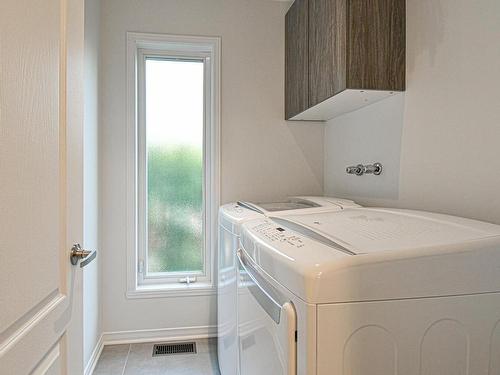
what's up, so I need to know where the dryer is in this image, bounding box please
[238,207,500,375]
[217,197,359,375]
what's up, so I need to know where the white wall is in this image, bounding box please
[83,0,101,366]
[325,93,405,201]
[325,0,500,225]
[100,0,324,334]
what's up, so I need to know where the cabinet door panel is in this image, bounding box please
[285,0,309,120]
[347,0,405,90]
[308,0,347,107]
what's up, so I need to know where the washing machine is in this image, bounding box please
[236,196,360,215]
[238,207,500,375]
[217,197,359,375]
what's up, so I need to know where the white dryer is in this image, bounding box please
[217,197,359,375]
[238,207,500,375]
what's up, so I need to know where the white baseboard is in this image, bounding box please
[84,325,216,374]
[101,325,217,346]
[84,335,104,375]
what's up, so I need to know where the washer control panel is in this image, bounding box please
[253,221,305,248]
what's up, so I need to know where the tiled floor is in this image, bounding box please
[93,339,220,375]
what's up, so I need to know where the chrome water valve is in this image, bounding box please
[346,162,383,176]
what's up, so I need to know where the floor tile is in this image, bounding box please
[94,340,220,375]
[196,338,217,354]
[93,344,130,375]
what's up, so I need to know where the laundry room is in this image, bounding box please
[1,0,500,374]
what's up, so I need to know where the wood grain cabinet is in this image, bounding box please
[285,0,309,119]
[285,0,405,121]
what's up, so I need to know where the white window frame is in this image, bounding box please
[126,32,220,298]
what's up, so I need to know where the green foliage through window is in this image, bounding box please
[147,145,203,273]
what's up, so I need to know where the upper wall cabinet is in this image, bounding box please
[285,0,405,121]
[285,0,309,119]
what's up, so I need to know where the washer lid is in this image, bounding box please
[220,195,356,235]
[240,208,500,304]
[238,196,360,216]
[274,208,500,255]
[290,196,360,209]
[238,200,317,213]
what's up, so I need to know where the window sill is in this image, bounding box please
[126,282,216,299]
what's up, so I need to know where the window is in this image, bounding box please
[127,33,220,296]
[144,58,204,276]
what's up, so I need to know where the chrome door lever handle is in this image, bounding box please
[70,243,92,265]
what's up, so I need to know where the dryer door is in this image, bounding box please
[237,249,297,375]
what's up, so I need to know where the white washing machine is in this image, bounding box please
[236,196,360,216]
[238,207,500,375]
[217,197,359,375]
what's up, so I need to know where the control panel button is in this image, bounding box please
[253,222,305,248]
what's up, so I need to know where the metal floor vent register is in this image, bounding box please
[152,342,197,356]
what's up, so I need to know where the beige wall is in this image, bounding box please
[325,0,500,225]
[100,0,323,333]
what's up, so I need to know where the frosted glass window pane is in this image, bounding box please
[145,58,204,274]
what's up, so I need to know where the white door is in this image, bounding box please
[0,0,86,374]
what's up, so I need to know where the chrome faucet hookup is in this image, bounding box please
[346,162,383,176]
